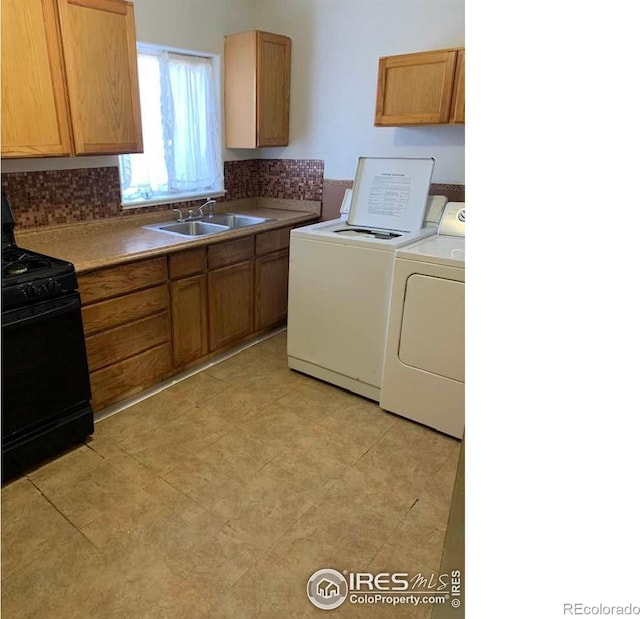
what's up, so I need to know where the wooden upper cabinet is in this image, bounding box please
[375,48,465,126]
[1,0,73,157]
[224,30,291,148]
[56,0,143,154]
[450,50,465,124]
[1,0,143,158]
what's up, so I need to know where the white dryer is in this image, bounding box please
[380,202,466,438]
[287,157,442,401]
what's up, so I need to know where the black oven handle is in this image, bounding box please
[2,293,81,329]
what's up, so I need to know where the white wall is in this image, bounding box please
[132,0,254,55]
[254,0,465,182]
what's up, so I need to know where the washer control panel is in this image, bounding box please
[437,202,466,237]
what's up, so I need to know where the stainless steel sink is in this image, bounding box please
[143,221,231,237]
[208,214,272,228]
[143,213,272,237]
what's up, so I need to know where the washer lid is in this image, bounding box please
[348,157,435,232]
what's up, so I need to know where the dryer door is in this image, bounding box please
[399,274,465,382]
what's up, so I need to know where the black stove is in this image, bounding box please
[2,191,94,483]
[1,193,79,310]
[2,247,79,309]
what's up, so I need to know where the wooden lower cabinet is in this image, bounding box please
[208,261,254,351]
[168,248,207,369]
[170,274,208,368]
[255,248,289,331]
[80,222,313,411]
[90,343,172,410]
[85,312,170,373]
[79,257,171,411]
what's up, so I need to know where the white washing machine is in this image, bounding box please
[380,202,465,438]
[287,157,443,401]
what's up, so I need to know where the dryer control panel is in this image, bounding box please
[438,202,465,237]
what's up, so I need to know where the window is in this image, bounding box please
[119,44,224,207]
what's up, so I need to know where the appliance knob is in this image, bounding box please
[23,284,38,299]
[46,279,61,294]
[458,209,465,222]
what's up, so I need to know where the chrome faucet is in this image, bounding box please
[196,198,216,219]
[172,199,216,222]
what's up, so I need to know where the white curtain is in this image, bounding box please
[120,47,223,202]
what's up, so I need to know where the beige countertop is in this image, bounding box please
[16,202,319,273]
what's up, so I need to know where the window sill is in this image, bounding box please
[121,189,226,210]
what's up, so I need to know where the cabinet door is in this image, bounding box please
[256,31,291,146]
[170,275,208,368]
[1,0,73,158]
[208,261,254,352]
[450,50,465,124]
[224,30,257,148]
[375,49,457,126]
[255,249,289,331]
[56,0,143,155]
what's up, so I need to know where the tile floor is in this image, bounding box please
[1,331,461,618]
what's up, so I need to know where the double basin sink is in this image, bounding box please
[143,214,273,238]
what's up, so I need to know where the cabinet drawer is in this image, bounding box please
[255,226,292,256]
[85,312,170,372]
[82,284,169,335]
[78,257,167,305]
[208,237,254,269]
[90,342,172,410]
[169,248,206,279]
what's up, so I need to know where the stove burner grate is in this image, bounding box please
[2,250,53,279]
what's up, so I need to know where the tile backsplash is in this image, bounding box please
[259,159,323,202]
[1,159,325,229]
[2,167,123,228]
[1,158,465,229]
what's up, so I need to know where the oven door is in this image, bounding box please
[1,292,92,442]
